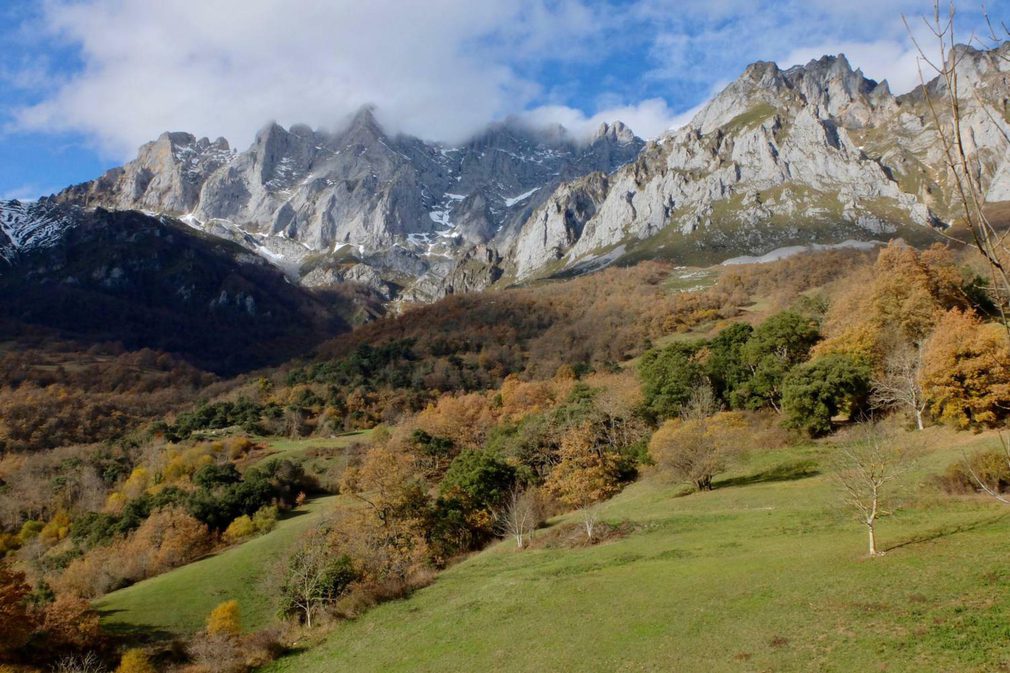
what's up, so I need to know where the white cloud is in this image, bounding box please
[12,0,601,157]
[1,184,57,202]
[8,0,1003,162]
[519,98,701,140]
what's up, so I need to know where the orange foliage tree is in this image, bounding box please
[544,423,623,540]
[920,309,1010,428]
[0,562,36,660]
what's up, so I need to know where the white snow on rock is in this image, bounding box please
[721,239,882,265]
[504,187,540,207]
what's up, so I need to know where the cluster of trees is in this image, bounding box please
[264,371,650,629]
[640,244,1007,442]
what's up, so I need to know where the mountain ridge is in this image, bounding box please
[43,42,1010,305]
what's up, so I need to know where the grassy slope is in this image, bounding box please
[94,433,372,638]
[255,431,373,464]
[264,430,1010,673]
[95,496,340,638]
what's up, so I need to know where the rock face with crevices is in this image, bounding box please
[56,110,643,302]
[503,45,1010,279]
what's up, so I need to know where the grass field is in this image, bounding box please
[94,496,340,638]
[255,430,373,464]
[261,428,1010,673]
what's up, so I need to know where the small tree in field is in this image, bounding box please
[649,407,748,491]
[277,534,356,628]
[494,488,542,549]
[833,426,914,557]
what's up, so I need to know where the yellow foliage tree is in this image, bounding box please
[206,599,241,637]
[223,515,255,543]
[920,309,1010,428]
[544,422,622,539]
[649,411,749,491]
[115,649,157,673]
[815,243,966,368]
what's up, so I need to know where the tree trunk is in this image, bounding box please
[305,606,312,629]
[867,521,877,557]
[914,408,924,431]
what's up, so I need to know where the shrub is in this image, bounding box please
[252,506,278,534]
[206,600,242,637]
[114,649,156,673]
[649,411,749,491]
[223,516,255,544]
[939,450,1010,495]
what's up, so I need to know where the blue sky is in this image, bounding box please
[1,0,1007,200]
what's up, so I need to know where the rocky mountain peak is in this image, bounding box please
[593,121,637,145]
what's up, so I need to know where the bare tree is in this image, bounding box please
[494,487,542,549]
[833,426,915,557]
[274,533,355,628]
[870,342,928,430]
[52,653,107,673]
[908,2,1010,501]
[905,2,1010,324]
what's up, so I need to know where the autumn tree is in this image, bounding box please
[649,410,748,491]
[833,425,914,557]
[42,593,102,649]
[920,309,1010,428]
[815,243,967,368]
[0,561,36,660]
[206,600,241,637]
[544,422,623,539]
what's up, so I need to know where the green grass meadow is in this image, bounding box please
[94,496,340,638]
[261,429,1010,673]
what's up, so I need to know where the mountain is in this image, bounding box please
[56,111,644,303]
[50,43,1010,302]
[0,199,354,373]
[507,45,1010,279]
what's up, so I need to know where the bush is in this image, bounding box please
[207,600,241,637]
[223,516,255,543]
[252,506,278,534]
[114,649,156,673]
[939,450,1010,495]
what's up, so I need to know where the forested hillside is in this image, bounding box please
[4,234,1010,672]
